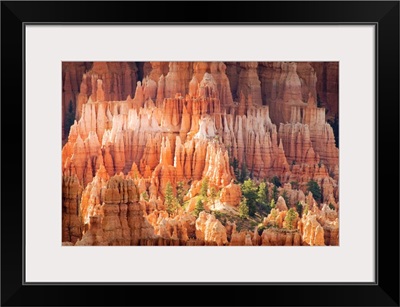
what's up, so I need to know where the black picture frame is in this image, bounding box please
[1,1,399,306]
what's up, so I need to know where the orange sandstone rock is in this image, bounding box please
[195,212,228,246]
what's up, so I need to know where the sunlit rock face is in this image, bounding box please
[62,61,339,246]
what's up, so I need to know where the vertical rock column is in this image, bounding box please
[237,62,262,106]
[62,175,83,243]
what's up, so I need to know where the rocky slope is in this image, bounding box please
[62,61,339,246]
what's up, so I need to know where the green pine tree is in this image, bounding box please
[271,176,282,187]
[241,179,258,217]
[257,181,270,213]
[194,198,204,217]
[307,179,322,204]
[272,185,279,202]
[270,198,276,209]
[296,201,303,217]
[200,178,209,198]
[165,182,175,215]
[176,181,185,206]
[284,208,297,230]
[269,208,278,227]
[239,197,249,219]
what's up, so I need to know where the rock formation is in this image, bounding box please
[309,62,339,119]
[195,212,228,246]
[237,62,263,106]
[62,61,339,246]
[62,175,83,243]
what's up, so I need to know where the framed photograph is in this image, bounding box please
[2,1,399,306]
